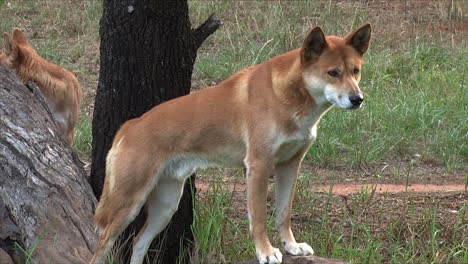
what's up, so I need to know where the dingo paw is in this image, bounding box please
[257,247,283,264]
[283,241,314,256]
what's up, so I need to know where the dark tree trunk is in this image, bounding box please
[0,65,97,264]
[90,1,221,263]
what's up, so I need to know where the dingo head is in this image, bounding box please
[0,29,34,71]
[301,24,371,109]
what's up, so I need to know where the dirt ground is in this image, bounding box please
[196,156,467,195]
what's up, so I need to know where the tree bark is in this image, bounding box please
[91,0,221,263]
[238,255,351,264]
[0,65,97,264]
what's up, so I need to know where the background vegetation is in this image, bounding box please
[0,0,466,263]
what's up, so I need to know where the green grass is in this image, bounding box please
[308,43,467,169]
[192,169,254,263]
[1,0,467,263]
[13,227,60,264]
[189,1,467,170]
[73,116,93,157]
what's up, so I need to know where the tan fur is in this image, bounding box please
[0,29,82,144]
[91,24,371,264]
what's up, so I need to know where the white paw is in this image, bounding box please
[283,242,314,256]
[257,247,283,264]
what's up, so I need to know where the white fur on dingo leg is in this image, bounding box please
[257,247,283,264]
[284,241,314,256]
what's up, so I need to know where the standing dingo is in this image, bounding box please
[91,24,371,264]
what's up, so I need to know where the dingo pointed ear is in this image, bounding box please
[12,28,28,45]
[3,33,18,58]
[346,23,371,56]
[302,27,328,62]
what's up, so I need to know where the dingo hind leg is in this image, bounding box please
[130,158,194,264]
[130,177,187,264]
[91,148,163,264]
[66,126,74,145]
[91,186,151,264]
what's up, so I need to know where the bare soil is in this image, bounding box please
[196,157,467,196]
[196,182,467,196]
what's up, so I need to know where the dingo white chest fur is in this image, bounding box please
[91,24,371,264]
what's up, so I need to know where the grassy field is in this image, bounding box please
[0,0,467,263]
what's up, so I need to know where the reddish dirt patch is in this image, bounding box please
[196,182,467,196]
[315,184,467,196]
[196,159,467,197]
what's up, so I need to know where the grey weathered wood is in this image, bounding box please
[0,64,97,264]
[238,255,350,264]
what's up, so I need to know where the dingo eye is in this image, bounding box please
[354,68,360,74]
[328,70,339,77]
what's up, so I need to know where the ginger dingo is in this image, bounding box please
[1,29,82,145]
[91,24,371,264]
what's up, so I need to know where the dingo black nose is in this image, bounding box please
[349,95,363,106]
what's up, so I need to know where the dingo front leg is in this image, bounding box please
[246,156,283,264]
[275,149,314,256]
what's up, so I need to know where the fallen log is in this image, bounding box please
[0,64,97,263]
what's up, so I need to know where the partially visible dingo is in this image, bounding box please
[91,24,371,264]
[0,29,82,145]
